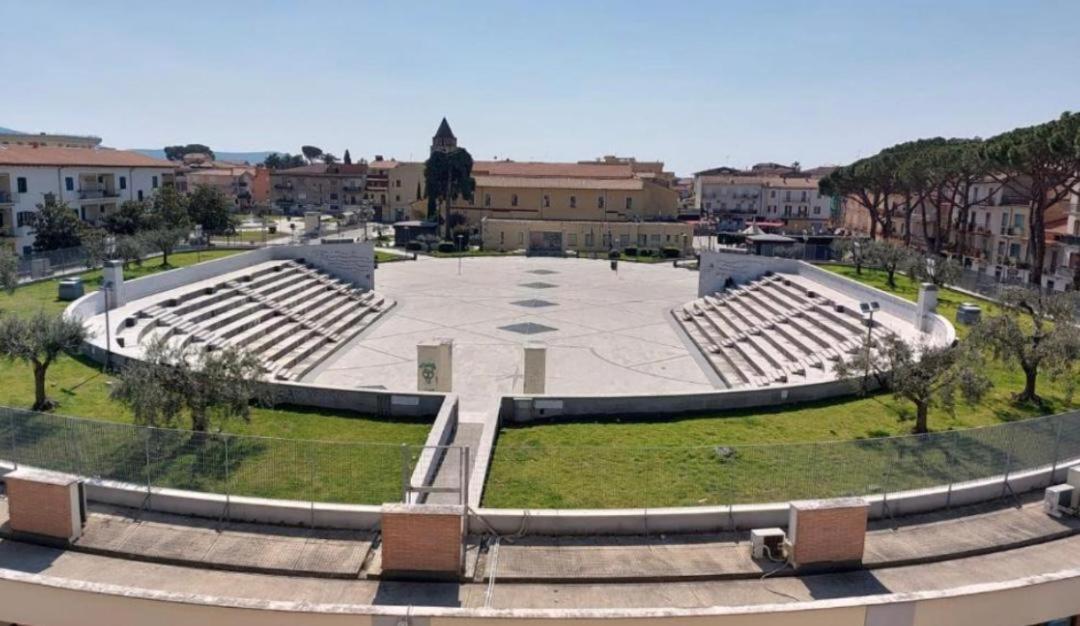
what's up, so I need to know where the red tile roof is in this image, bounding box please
[0,145,173,168]
[472,161,634,179]
[475,175,643,190]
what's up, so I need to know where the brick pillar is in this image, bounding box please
[4,468,85,544]
[788,497,868,571]
[380,503,464,580]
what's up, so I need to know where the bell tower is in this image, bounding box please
[431,117,457,154]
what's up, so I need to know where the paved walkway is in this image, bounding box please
[2,494,1075,585]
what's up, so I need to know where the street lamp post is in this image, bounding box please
[102,280,113,371]
[859,301,880,387]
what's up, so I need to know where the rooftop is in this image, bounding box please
[474,174,643,190]
[275,163,369,176]
[473,161,635,179]
[0,144,172,168]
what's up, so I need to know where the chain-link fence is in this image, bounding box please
[483,409,1080,509]
[0,406,442,506]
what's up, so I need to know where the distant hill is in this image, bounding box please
[0,127,26,134]
[132,149,278,165]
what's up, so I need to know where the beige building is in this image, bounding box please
[170,156,257,210]
[365,158,424,222]
[416,160,679,227]
[695,174,835,233]
[481,217,693,255]
[0,131,102,149]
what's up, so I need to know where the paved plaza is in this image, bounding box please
[307,256,720,413]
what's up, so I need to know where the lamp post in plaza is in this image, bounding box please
[859,301,880,387]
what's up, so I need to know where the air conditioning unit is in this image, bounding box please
[1044,484,1074,518]
[1066,466,1080,508]
[751,527,786,560]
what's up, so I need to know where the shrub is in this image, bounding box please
[661,246,681,259]
[405,241,423,252]
[623,246,638,257]
[638,248,655,257]
[436,241,456,254]
[608,249,621,260]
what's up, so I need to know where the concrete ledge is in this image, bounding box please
[408,394,460,504]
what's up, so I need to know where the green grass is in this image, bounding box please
[429,248,521,258]
[376,250,409,263]
[0,249,432,503]
[483,264,1078,508]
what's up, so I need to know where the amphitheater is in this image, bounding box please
[3,240,1080,626]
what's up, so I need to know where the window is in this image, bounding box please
[770,190,776,198]
[625,197,632,210]
[330,193,339,200]
[570,195,576,208]
[484,193,491,207]
[1010,243,1021,258]
[65,177,74,191]
[511,194,518,207]
[500,232,505,244]
[1013,213,1024,229]
[585,232,594,247]
[137,190,144,201]
[16,177,27,194]
[395,195,401,202]
[119,176,127,190]
[813,206,821,215]
[598,196,605,209]
[395,179,401,188]
[152,175,159,189]
[17,211,34,227]
[568,233,577,246]
[543,195,550,208]
[650,233,660,243]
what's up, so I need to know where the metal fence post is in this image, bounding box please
[223,435,231,524]
[308,446,316,528]
[1050,417,1064,486]
[143,429,153,506]
[8,409,17,470]
[400,443,410,503]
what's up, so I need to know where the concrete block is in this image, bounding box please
[916,283,938,332]
[788,497,868,571]
[380,503,464,579]
[29,258,50,279]
[58,277,84,301]
[103,260,126,308]
[523,344,546,394]
[304,211,321,235]
[417,339,453,392]
[4,468,85,543]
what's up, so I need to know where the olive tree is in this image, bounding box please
[111,337,269,432]
[0,311,89,410]
[909,254,962,288]
[973,287,1080,405]
[864,240,915,289]
[0,247,17,294]
[830,238,868,274]
[835,334,990,434]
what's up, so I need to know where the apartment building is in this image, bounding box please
[481,217,693,255]
[270,163,368,215]
[365,158,424,222]
[170,155,258,210]
[0,131,102,149]
[695,174,834,233]
[0,144,173,255]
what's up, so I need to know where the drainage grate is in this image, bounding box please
[499,322,558,335]
[511,299,558,308]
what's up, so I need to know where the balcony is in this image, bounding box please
[1056,233,1080,247]
[342,185,364,192]
[78,187,120,200]
[1000,195,1032,206]
[0,190,16,205]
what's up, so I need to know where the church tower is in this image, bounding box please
[431,117,457,154]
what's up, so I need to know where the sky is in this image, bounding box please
[2,1,1079,176]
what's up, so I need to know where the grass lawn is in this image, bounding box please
[483,264,1078,509]
[428,248,522,258]
[0,249,432,504]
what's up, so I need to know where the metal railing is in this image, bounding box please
[0,407,460,507]
[485,409,1080,509]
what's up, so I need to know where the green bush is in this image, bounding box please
[405,241,422,252]
[661,247,681,259]
[436,241,456,253]
[608,249,621,260]
[623,246,638,256]
[638,248,655,257]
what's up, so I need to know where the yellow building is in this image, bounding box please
[413,160,679,226]
[481,217,693,255]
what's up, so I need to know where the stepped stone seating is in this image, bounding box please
[112,260,394,381]
[675,274,893,389]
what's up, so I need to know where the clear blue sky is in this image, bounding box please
[3,0,1078,175]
